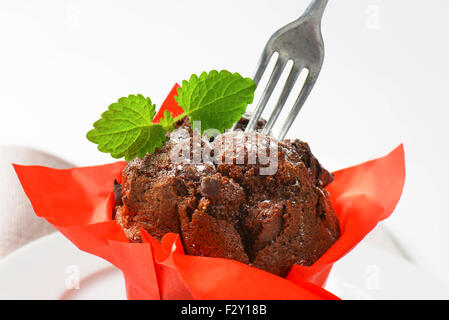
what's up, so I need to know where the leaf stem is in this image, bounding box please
[172,112,186,124]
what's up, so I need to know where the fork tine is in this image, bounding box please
[277,71,319,140]
[245,57,287,132]
[262,65,301,135]
[253,48,273,86]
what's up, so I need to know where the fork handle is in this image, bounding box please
[304,0,328,22]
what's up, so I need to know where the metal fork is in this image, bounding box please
[244,0,328,140]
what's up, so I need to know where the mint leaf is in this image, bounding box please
[159,110,175,131]
[175,70,256,134]
[86,94,167,161]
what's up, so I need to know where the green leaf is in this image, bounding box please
[159,109,175,131]
[86,94,167,161]
[174,70,256,134]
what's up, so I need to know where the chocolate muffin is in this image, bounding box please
[114,115,340,277]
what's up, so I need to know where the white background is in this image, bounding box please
[1,0,448,286]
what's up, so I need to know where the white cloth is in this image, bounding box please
[0,146,73,258]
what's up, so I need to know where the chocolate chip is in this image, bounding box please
[200,177,221,199]
[114,179,123,206]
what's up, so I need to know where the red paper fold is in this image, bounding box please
[13,84,405,300]
[153,83,183,123]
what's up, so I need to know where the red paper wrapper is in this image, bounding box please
[13,85,405,300]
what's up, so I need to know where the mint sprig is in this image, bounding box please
[87,70,256,160]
